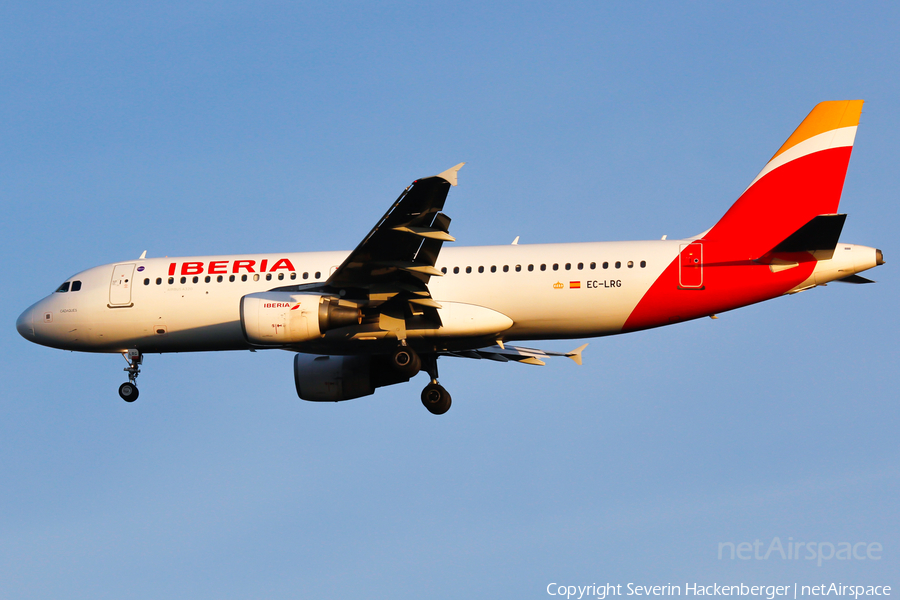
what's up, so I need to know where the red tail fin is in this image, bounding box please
[703,100,863,258]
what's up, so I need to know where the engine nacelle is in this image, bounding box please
[294,354,374,401]
[293,353,414,401]
[241,292,361,346]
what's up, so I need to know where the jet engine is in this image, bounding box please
[293,353,412,401]
[240,292,361,346]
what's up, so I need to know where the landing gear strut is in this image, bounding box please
[420,354,451,415]
[119,349,142,402]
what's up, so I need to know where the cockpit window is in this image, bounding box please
[55,282,70,293]
[71,280,82,292]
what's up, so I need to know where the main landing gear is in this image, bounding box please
[119,349,142,402]
[419,353,451,415]
[389,345,452,415]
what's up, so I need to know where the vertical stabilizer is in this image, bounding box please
[703,100,863,258]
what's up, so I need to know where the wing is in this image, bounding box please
[291,163,464,331]
[442,343,588,366]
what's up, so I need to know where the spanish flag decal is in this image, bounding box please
[569,281,581,289]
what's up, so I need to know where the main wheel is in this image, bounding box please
[118,382,139,402]
[391,347,421,378]
[421,383,451,415]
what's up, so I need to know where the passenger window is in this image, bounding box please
[156,278,162,285]
[577,263,583,270]
[441,267,447,274]
[590,262,596,269]
[540,264,546,271]
[466,266,472,273]
[229,275,236,282]
[143,279,150,286]
[490,265,497,273]
[242,274,248,282]
[290,272,296,280]
[193,276,199,284]
[278,273,284,280]
[565,263,571,270]
[552,264,559,271]
[640,260,647,268]
[315,272,321,279]
[205,276,211,283]
[615,261,621,269]
[303,272,309,279]
[253,274,259,282]
[503,265,509,272]
[453,267,459,274]
[168,277,174,284]
[603,262,609,269]
[266,273,272,281]
[627,261,634,268]
[476,266,483,273]
[528,264,534,271]
[217,275,223,283]
[515,265,522,272]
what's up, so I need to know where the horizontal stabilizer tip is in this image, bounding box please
[436,163,465,186]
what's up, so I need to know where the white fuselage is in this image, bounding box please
[16,240,879,356]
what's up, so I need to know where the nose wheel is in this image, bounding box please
[118,381,139,402]
[119,349,142,402]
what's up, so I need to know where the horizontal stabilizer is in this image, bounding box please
[768,214,846,255]
[836,274,875,284]
[443,343,587,366]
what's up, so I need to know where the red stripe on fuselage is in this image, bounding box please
[622,251,815,332]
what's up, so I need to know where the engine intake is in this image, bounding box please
[241,292,361,346]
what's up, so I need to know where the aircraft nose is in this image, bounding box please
[16,307,34,338]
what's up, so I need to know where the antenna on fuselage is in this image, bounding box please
[139,250,147,259]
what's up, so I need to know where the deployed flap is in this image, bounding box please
[767,213,847,256]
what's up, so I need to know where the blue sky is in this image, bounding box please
[1,2,898,598]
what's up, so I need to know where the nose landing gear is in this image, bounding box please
[119,349,142,402]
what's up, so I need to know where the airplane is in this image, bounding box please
[16,100,883,415]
